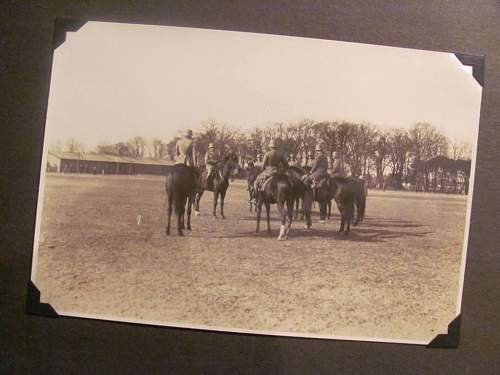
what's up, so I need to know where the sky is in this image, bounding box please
[45,21,482,150]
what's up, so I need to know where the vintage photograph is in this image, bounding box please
[31,21,482,344]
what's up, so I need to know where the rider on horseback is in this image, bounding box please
[309,142,330,188]
[204,143,219,187]
[251,139,289,204]
[176,129,200,187]
[330,150,344,177]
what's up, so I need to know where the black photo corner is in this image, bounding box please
[3,1,500,374]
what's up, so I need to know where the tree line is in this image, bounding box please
[51,119,473,193]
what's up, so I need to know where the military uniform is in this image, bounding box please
[176,130,201,188]
[253,142,289,193]
[309,143,330,188]
[311,153,329,180]
[204,148,219,175]
[330,157,343,177]
[176,135,196,167]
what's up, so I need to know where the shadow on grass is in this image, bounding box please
[191,224,433,243]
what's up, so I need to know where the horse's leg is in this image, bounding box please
[319,201,326,223]
[345,201,354,235]
[284,199,294,240]
[300,198,305,221]
[303,192,312,229]
[256,197,263,233]
[220,189,227,219]
[166,194,172,236]
[194,190,203,216]
[213,191,218,219]
[276,200,288,241]
[186,195,193,231]
[265,202,271,235]
[327,200,331,220]
[294,197,299,219]
[177,200,185,236]
[338,203,345,233]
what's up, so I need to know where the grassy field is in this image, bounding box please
[33,173,468,343]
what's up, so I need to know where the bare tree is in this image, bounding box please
[387,128,411,189]
[128,136,147,158]
[151,138,167,159]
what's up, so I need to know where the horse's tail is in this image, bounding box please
[355,180,367,224]
[165,172,182,214]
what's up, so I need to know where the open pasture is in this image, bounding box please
[34,174,468,342]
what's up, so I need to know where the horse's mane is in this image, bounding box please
[331,175,350,184]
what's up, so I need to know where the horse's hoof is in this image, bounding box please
[212,215,217,220]
[187,226,192,231]
[194,211,200,216]
[221,215,225,220]
[178,231,184,237]
[165,228,171,236]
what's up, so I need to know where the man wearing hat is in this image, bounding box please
[330,150,344,177]
[252,139,288,201]
[176,129,201,188]
[310,142,329,188]
[176,129,197,167]
[204,142,219,187]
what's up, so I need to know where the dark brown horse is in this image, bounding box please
[255,173,295,241]
[164,164,199,236]
[246,165,262,212]
[194,153,239,219]
[302,175,356,234]
[327,176,367,225]
[329,176,356,234]
[285,165,313,229]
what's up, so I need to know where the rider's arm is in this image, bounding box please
[310,158,318,173]
[262,153,269,169]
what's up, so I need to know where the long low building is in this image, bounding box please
[46,151,175,175]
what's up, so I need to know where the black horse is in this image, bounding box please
[255,173,295,241]
[285,165,313,229]
[246,165,262,212]
[327,176,367,225]
[302,174,356,234]
[194,153,239,219]
[164,164,199,236]
[329,176,357,234]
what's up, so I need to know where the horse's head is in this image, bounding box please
[221,153,239,177]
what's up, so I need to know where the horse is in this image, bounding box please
[194,153,239,219]
[164,164,199,236]
[329,176,357,234]
[327,176,367,225]
[285,165,313,229]
[300,173,356,234]
[246,165,262,212]
[255,172,295,241]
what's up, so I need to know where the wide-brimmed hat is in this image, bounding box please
[268,139,277,148]
[185,129,193,137]
[315,143,324,152]
[208,143,215,149]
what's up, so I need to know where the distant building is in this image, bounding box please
[46,151,175,175]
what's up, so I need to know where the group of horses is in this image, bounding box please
[164,154,367,240]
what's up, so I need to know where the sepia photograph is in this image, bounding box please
[31,21,482,345]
